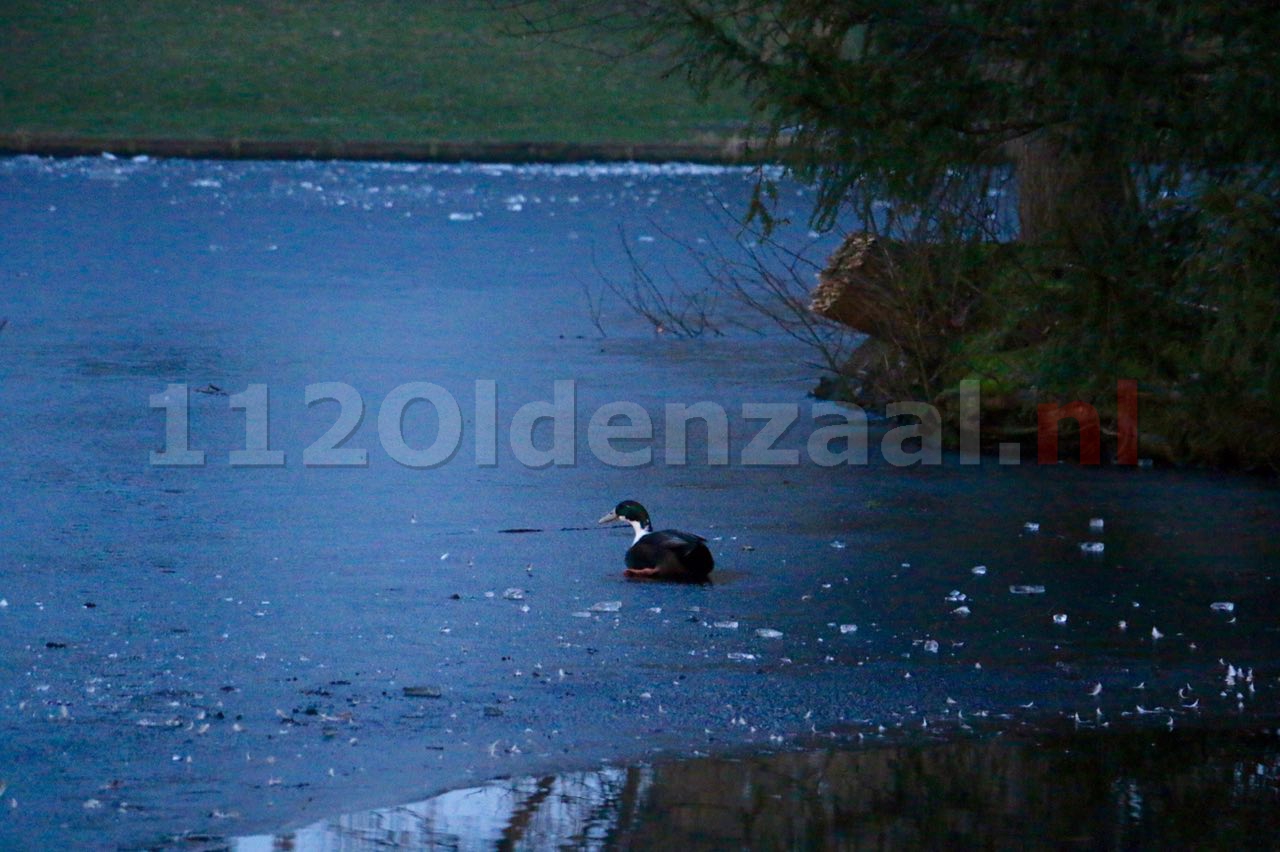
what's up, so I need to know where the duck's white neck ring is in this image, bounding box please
[629,520,651,544]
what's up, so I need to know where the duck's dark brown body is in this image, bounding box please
[626,530,714,581]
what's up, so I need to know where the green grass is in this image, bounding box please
[0,1,748,144]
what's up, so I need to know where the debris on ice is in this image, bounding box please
[588,600,621,613]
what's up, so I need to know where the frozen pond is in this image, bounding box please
[236,728,1280,850]
[0,156,1277,848]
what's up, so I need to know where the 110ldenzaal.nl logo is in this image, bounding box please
[150,379,1139,469]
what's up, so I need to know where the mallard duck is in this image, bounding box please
[598,500,714,581]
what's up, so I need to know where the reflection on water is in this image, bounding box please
[237,729,1280,850]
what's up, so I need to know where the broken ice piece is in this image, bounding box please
[502,588,525,601]
[1210,602,1235,613]
[839,624,858,634]
[1009,585,1046,595]
[1024,522,1040,532]
[402,685,443,698]
[945,590,967,602]
[1151,626,1163,639]
[588,600,622,613]
[713,621,739,630]
[1089,518,1105,530]
[952,606,971,617]
[1079,542,1105,553]
[923,639,940,653]
[1053,613,1068,625]
[727,652,757,661]
[755,628,784,639]
[971,565,987,575]
[830,540,846,550]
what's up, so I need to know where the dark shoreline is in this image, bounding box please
[0,132,765,165]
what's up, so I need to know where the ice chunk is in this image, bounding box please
[830,539,846,550]
[502,588,525,601]
[1009,585,1046,595]
[1053,613,1068,625]
[945,590,967,602]
[923,639,939,653]
[588,600,622,613]
[727,652,757,661]
[402,685,443,698]
[755,628,784,639]
[1089,518,1105,530]
[448,212,477,222]
[713,621,739,629]
[839,624,858,634]
[1080,542,1105,553]
[952,606,971,617]
[1210,602,1235,613]
[971,565,988,575]
[1024,522,1040,532]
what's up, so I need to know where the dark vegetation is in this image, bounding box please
[515,1,1280,469]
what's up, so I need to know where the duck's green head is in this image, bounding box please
[598,500,652,530]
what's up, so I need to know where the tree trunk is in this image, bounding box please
[1007,130,1136,249]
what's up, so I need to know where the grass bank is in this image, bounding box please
[0,1,747,148]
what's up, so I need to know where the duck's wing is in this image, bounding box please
[628,529,714,578]
[647,529,707,553]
